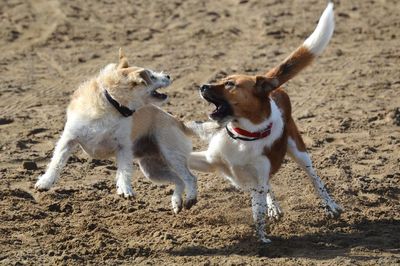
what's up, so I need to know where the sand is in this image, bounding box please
[0,0,399,265]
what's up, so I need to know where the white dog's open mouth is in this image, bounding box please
[151,87,168,100]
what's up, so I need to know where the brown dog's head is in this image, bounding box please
[200,74,278,123]
[99,49,172,108]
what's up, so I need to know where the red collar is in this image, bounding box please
[226,122,273,141]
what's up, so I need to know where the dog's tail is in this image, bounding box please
[181,121,221,140]
[266,2,334,87]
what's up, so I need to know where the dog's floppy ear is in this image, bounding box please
[137,69,152,85]
[255,76,279,94]
[117,48,129,69]
[123,69,151,86]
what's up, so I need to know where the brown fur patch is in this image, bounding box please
[132,135,159,158]
[270,88,291,123]
[263,130,288,176]
[210,75,272,124]
[263,88,306,174]
[270,89,306,152]
[286,118,307,152]
[266,45,314,87]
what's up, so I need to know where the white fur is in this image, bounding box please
[303,2,335,55]
[208,100,283,172]
[190,97,342,242]
[189,99,285,243]
[35,64,171,198]
[287,137,342,217]
[266,189,283,220]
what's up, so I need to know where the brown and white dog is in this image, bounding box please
[188,3,342,243]
[35,49,198,213]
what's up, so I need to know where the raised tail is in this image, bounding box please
[266,2,334,87]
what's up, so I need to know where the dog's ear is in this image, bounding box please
[117,48,129,69]
[255,76,279,94]
[124,69,150,86]
[137,69,152,85]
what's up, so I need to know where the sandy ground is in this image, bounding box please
[1,0,399,265]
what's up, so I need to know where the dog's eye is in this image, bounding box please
[150,75,156,80]
[225,81,235,89]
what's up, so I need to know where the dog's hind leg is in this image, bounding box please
[171,178,185,214]
[176,165,198,210]
[162,153,198,210]
[138,158,185,214]
[35,130,78,190]
[286,119,342,217]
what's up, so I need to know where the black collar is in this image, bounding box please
[104,90,135,117]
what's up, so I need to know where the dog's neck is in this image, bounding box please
[228,100,279,133]
[226,100,283,142]
[230,117,272,133]
[98,81,143,115]
[104,90,135,117]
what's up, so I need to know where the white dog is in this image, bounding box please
[35,49,198,213]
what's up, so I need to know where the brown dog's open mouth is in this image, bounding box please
[202,93,233,121]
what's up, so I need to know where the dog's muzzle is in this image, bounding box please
[199,84,233,121]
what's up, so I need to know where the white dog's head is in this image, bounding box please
[98,49,172,109]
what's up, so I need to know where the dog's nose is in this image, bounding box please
[200,84,210,92]
[166,75,171,80]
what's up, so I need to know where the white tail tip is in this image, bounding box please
[303,2,335,55]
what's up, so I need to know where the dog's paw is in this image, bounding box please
[259,236,272,245]
[35,175,54,191]
[116,183,135,199]
[171,196,183,214]
[324,200,343,218]
[184,197,197,210]
[267,203,283,221]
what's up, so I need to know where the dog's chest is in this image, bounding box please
[209,131,266,166]
[73,116,131,159]
[208,103,285,167]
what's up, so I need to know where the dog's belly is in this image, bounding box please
[206,132,270,189]
[79,136,118,159]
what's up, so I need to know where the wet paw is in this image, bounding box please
[35,175,54,191]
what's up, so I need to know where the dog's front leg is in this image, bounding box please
[188,151,215,173]
[250,185,270,244]
[266,186,283,221]
[115,144,134,198]
[35,131,77,190]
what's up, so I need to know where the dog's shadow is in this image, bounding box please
[167,219,400,259]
